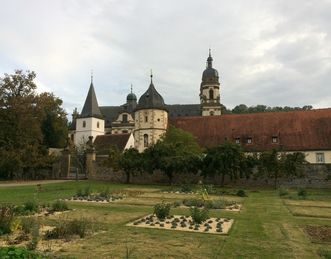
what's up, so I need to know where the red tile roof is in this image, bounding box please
[94,133,131,154]
[171,108,331,151]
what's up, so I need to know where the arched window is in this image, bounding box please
[97,121,100,128]
[209,89,214,100]
[83,121,86,128]
[144,134,149,147]
[210,111,214,116]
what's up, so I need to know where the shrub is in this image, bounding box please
[190,207,209,224]
[182,199,204,208]
[180,184,193,193]
[51,200,69,212]
[0,246,43,259]
[236,190,247,197]
[0,206,16,235]
[154,202,171,220]
[76,188,83,197]
[26,220,39,251]
[23,200,39,214]
[297,188,308,199]
[44,218,90,240]
[21,217,38,234]
[83,186,91,197]
[99,187,111,199]
[172,201,181,208]
[204,200,228,209]
[278,187,289,197]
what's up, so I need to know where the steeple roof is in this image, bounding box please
[80,77,103,118]
[202,49,219,84]
[136,73,167,111]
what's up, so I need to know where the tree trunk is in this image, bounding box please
[221,173,225,187]
[167,171,173,185]
[274,171,278,189]
[126,171,131,184]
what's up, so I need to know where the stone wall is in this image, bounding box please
[90,158,331,188]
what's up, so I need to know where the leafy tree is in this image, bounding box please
[144,126,202,184]
[232,104,248,114]
[258,149,282,188]
[0,70,67,179]
[282,152,306,180]
[118,148,142,183]
[202,141,244,186]
[231,104,313,114]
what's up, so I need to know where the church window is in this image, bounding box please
[97,121,100,128]
[123,114,128,123]
[144,134,149,147]
[272,136,278,143]
[247,138,252,144]
[209,89,214,100]
[235,138,240,144]
[157,118,160,122]
[316,153,325,163]
[83,121,86,128]
[210,111,214,116]
[145,116,148,122]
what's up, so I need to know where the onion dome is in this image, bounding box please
[202,49,219,84]
[127,84,137,102]
[136,73,167,111]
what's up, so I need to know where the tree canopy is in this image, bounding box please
[0,70,68,179]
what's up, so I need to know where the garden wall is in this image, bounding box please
[90,157,331,188]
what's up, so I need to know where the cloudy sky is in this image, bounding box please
[1,0,331,116]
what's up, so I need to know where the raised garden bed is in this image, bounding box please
[127,214,234,235]
[66,194,125,203]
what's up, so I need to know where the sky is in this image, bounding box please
[1,0,331,117]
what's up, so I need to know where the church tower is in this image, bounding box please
[200,49,221,116]
[134,73,168,152]
[74,75,104,146]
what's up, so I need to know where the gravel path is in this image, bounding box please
[0,180,74,187]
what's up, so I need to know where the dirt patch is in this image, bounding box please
[0,180,73,187]
[305,225,331,243]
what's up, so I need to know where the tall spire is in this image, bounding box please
[80,74,102,118]
[130,83,133,94]
[207,49,213,68]
[150,69,153,84]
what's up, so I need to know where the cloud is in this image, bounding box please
[0,0,330,116]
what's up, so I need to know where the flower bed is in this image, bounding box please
[127,214,234,235]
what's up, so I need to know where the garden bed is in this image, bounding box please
[65,195,124,203]
[305,225,331,243]
[127,214,234,235]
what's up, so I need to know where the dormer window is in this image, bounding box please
[247,138,252,144]
[123,114,128,123]
[272,136,278,143]
[235,138,240,144]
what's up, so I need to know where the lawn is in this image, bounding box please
[0,180,330,258]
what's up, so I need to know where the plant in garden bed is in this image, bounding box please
[51,200,69,212]
[236,189,247,197]
[44,218,94,241]
[278,187,289,197]
[190,207,209,224]
[154,202,171,220]
[0,206,17,235]
[0,246,44,259]
[297,188,308,199]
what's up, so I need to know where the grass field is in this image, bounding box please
[0,180,330,258]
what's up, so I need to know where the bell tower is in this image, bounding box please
[200,49,221,116]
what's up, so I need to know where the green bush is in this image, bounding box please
[83,186,91,197]
[21,217,38,234]
[236,190,247,197]
[190,207,209,224]
[44,218,91,240]
[319,249,331,259]
[0,206,16,235]
[99,187,111,199]
[51,200,69,212]
[172,201,181,208]
[278,187,289,197]
[182,199,204,208]
[0,246,43,259]
[23,200,39,213]
[153,202,171,220]
[180,184,193,193]
[297,188,308,199]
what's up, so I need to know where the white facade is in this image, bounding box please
[201,83,221,116]
[74,117,105,146]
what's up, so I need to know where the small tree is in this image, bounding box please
[202,141,244,186]
[118,148,142,184]
[282,152,306,180]
[143,126,202,184]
